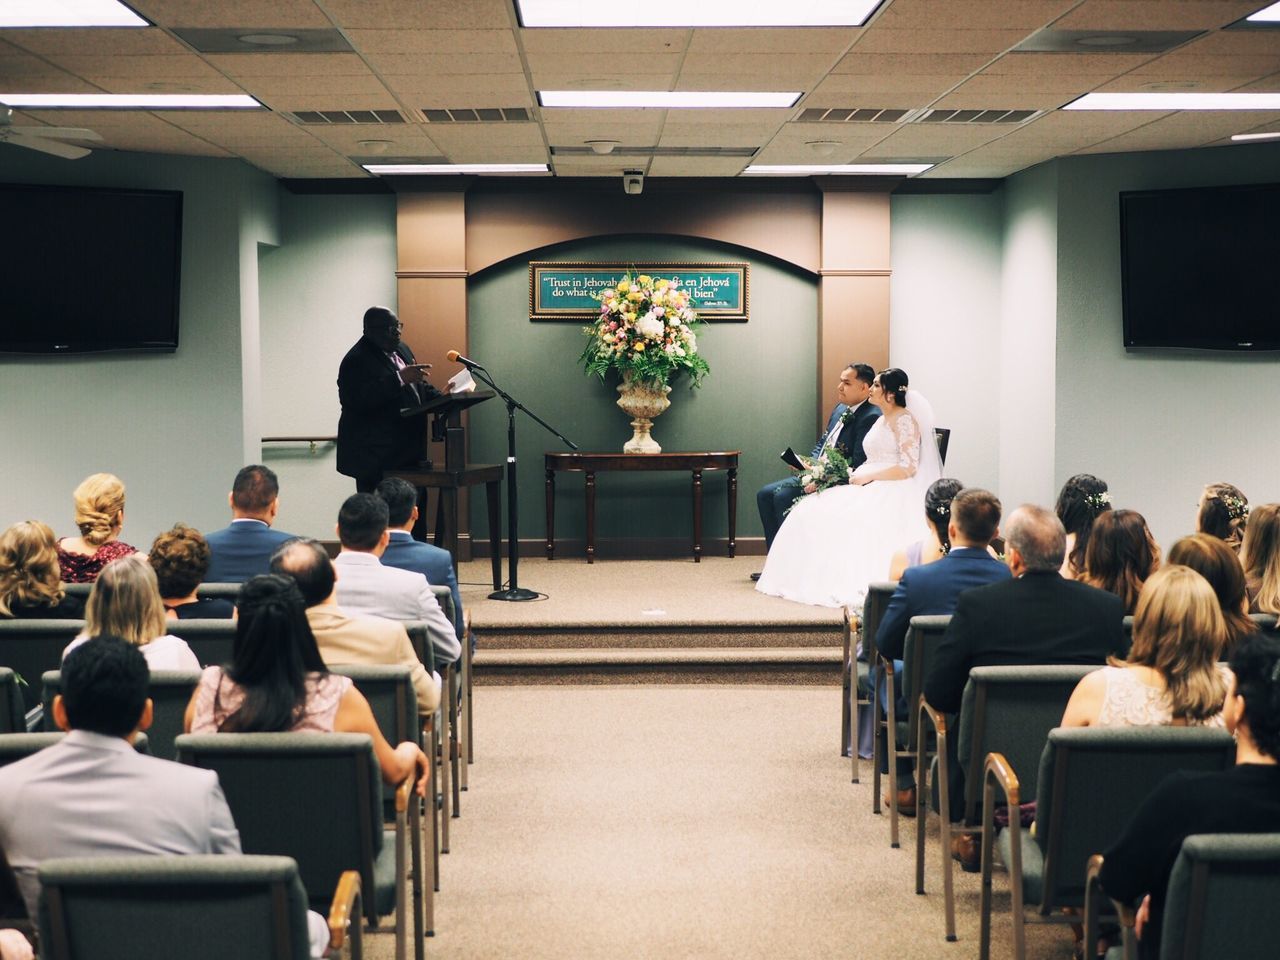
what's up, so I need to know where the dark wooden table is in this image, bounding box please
[389,464,504,590]
[544,451,739,563]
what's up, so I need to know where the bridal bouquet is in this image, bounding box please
[795,447,852,499]
[579,273,711,387]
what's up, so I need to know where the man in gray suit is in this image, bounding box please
[332,493,461,668]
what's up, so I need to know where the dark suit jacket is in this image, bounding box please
[923,570,1126,714]
[812,400,881,472]
[381,531,465,640]
[336,336,440,480]
[204,520,298,583]
[875,547,1012,662]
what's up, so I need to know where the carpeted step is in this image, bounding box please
[473,646,842,685]
[476,622,842,650]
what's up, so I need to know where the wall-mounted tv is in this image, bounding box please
[0,183,182,355]
[1120,182,1280,352]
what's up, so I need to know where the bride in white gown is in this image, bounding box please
[756,368,942,608]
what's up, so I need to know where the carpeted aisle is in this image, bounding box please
[409,684,1066,960]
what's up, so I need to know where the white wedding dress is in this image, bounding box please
[756,391,943,608]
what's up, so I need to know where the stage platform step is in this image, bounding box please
[473,646,841,685]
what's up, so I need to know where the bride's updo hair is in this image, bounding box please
[924,478,964,554]
[877,368,909,407]
[1198,482,1248,554]
[73,473,126,547]
[1055,473,1110,577]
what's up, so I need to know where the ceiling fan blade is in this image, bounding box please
[12,126,103,141]
[8,135,92,159]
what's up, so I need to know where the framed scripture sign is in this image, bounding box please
[529,262,748,321]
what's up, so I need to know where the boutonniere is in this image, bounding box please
[839,407,855,426]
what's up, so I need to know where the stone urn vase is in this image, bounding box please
[616,373,672,454]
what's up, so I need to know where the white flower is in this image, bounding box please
[635,311,665,340]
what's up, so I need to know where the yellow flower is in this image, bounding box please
[627,290,643,302]
[655,278,669,290]
[617,278,630,293]
[634,341,645,351]
[637,274,652,285]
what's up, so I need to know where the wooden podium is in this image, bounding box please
[389,390,503,591]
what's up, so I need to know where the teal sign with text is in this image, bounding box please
[530,262,748,321]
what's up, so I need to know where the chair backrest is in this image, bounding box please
[60,584,92,600]
[1249,612,1278,635]
[1119,615,1134,659]
[957,664,1097,824]
[860,581,897,663]
[430,584,459,634]
[0,668,25,733]
[0,620,84,713]
[1160,833,1280,960]
[402,621,438,675]
[934,427,950,466]
[175,733,382,907]
[901,615,951,743]
[195,582,241,602]
[0,732,150,769]
[36,854,312,960]
[329,664,417,747]
[1034,727,1235,911]
[41,671,199,761]
[164,620,236,667]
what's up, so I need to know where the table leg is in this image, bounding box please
[441,488,458,566]
[727,467,738,558]
[692,469,704,563]
[412,485,429,541]
[486,480,501,591]
[585,471,596,564]
[545,469,556,560]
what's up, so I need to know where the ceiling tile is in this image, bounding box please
[686,27,859,54]
[851,28,1035,55]
[810,73,967,96]
[919,157,1027,177]
[346,29,518,55]
[418,124,546,150]
[674,72,824,90]
[679,53,836,77]
[92,76,248,95]
[932,90,1077,109]
[366,52,524,74]
[205,53,374,78]
[874,0,1077,30]
[542,118,666,142]
[1049,1,1262,32]
[237,75,391,97]
[518,28,690,53]
[48,54,225,80]
[384,76,533,100]
[658,124,779,147]
[3,27,189,56]
[949,74,1106,95]
[1127,52,1280,78]
[550,160,636,176]
[648,155,750,176]
[871,123,1010,152]
[127,0,331,28]
[530,72,678,88]
[253,92,402,112]
[982,51,1159,75]
[832,51,994,74]
[1075,109,1280,153]
[324,0,512,30]
[1182,30,1280,55]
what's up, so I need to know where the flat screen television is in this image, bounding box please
[0,182,182,354]
[1120,182,1280,351]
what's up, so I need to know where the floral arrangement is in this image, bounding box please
[579,273,711,387]
[1084,491,1112,511]
[787,448,851,512]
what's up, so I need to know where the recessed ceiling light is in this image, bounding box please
[355,139,394,154]
[1065,92,1280,110]
[363,163,550,175]
[1246,2,1280,22]
[0,0,146,27]
[238,33,300,46]
[516,0,884,27]
[1231,131,1280,141]
[743,163,932,175]
[0,93,262,109]
[1075,35,1139,47]
[539,91,802,108]
[805,140,843,157]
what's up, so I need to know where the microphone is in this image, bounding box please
[445,349,484,370]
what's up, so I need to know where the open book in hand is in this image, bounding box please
[780,446,806,471]
[448,368,477,394]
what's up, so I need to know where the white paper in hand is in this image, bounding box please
[448,368,476,393]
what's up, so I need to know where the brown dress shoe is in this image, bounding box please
[882,785,917,817]
[951,832,980,872]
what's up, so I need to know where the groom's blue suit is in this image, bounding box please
[756,400,881,550]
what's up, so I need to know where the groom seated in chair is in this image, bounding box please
[752,362,880,581]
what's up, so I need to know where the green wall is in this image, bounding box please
[466,235,818,548]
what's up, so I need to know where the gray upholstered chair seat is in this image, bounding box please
[996,826,1044,904]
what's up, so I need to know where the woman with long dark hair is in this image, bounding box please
[1080,509,1161,615]
[1166,534,1259,656]
[1055,473,1110,579]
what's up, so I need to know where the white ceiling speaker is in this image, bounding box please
[805,140,842,157]
[586,139,620,155]
[0,105,102,159]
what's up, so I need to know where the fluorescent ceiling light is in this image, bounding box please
[1231,131,1280,141]
[1246,2,1280,22]
[0,0,147,27]
[1065,92,1280,110]
[0,93,261,109]
[744,163,933,175]
[363,163,550,175]
[539,90,801,108]
[517,0,882,27]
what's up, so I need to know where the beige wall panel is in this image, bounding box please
[818,275,890,426]
[821,192,890,271]
[398,193,467,273]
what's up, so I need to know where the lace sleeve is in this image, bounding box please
[893,413,921,477]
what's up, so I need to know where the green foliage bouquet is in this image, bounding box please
[579,273,711,387]
[786,448,852,514]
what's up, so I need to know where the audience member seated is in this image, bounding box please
[1062,565,1229,729]
[1055,473,1111,580]
[149,523,234,620]
[203,465,299,583]
[183,574,428,796]
[1097,633,1280,960]
[887,477,966,581]
[63,555,200,671]
[271,538,441,714]
[55,473,137,583]
[1080,509,1161,615]
[374,476,466,641]
[1242,502,1280,615]
[332,494,461,668]
[1166,534,1260,655]
[1197,481,1249,554]
[0,521,84,619]
[874,487,1010,815]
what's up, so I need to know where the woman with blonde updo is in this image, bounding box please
[0,521,85,619]
[56,473,137,583]
[1197,481,1248,554]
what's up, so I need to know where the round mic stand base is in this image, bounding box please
[488,586,540,602]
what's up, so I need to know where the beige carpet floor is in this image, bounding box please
[364,684,1068,960]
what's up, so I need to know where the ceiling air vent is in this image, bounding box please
[421,107,532,122]
[292,109,405,125]
[552,145,758,157]
[915,108,1042,124]
[798,107,910,123]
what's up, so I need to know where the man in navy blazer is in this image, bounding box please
[374,477,466,644]
[753,363,880,578]
[204,465,300,583]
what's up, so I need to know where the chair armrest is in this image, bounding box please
[395,774,413,814]
[920,698,947,738]
[1084,854,1136,960]
[327,870,362,951]
[982,751,1019,808]
[842,606,856,663]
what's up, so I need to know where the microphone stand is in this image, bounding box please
[462,363,578,601]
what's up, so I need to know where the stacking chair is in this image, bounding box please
[165,619,236,667]
[404,619,454,855]
[431,585,471,799]
[979,726,1236,960]
[176,733,422,960]
[60,584,92,600]
[332,664,436,936]
[847,580,896,786]
[0,669,24,733]
[0,732,150,769]
[0,620,83,714]
[1085,833,1280,960]
[916,664,1095,941]
[41,670,199,761]
[876,614,950,847]
[1249,612,1278,635]
[195,582,241,603]
[36,855,361,960]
